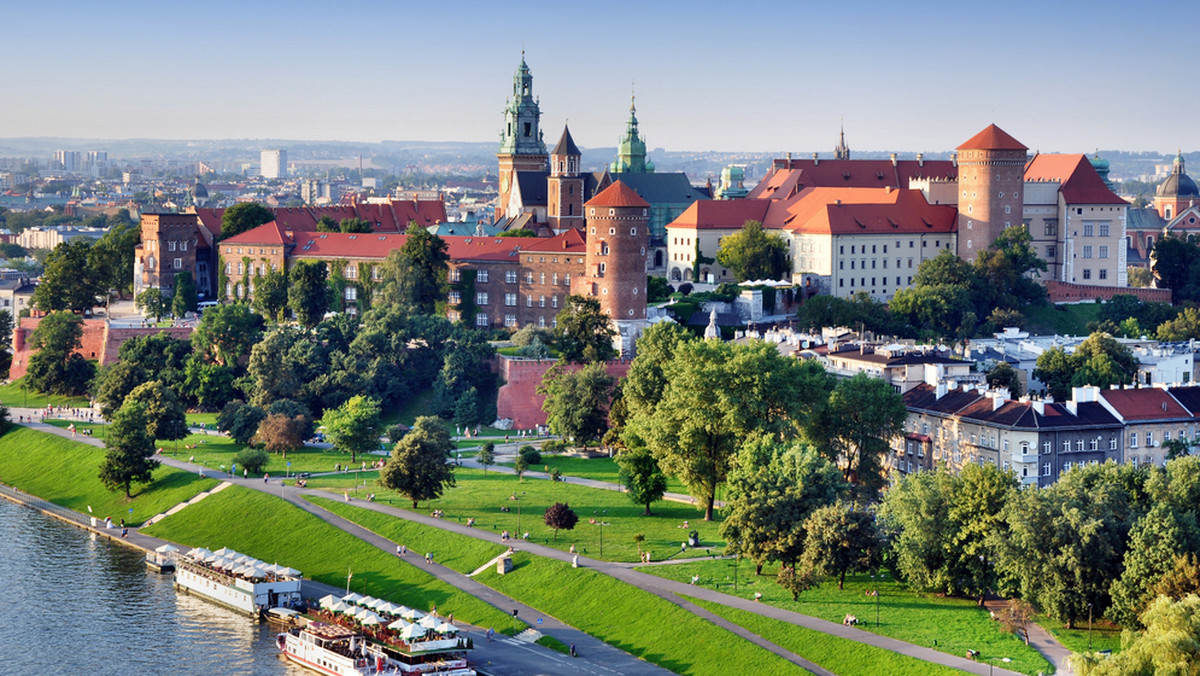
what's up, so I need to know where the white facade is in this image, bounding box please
[261,149,288,179]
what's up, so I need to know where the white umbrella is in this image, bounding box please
[418,615,439,629]
[394,606,412,617]
[354,607,375,621]
[377,602,400,615]
[277,566,301,578]
[399,624,427,640]
[204,553,222,563]
[400,608,423,620]
[318,594,339,609]
[248,567,268,579]
[359,612,383,626]
[387,619,410,631]
[214,547,236,556]
[329,601,351,613]
[359,596,380,609]
[342,592,363,603]
[434,622,458,634]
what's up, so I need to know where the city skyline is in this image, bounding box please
[3,0,1196,154]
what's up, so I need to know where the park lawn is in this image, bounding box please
[306,496,507,575]
[1024,302,1101,336]
[306,466,724,563]
[185,412,219,426]
[643,560,1052,675]
[684,596,962,676]
[0,426,218,525]
[142,485,524,635]
[153,430,383,476]
[476,551,799,676]
[1035,614,1123,656]
[0,378,91,409]
[497,455,689,495]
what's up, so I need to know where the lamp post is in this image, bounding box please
[987,657,1010,676]
[1088,602,1094,651]
[874,589,880,627]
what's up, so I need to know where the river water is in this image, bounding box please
[0,498,305,676]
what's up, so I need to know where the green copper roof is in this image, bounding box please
[610,96,654,174]
[499,53,547,157]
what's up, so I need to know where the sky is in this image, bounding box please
[1,0,1195,155]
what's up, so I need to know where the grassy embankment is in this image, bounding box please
[497,454,689,495]
[306,466,723,563]
[0,426,218,525]
[142,485,524,635]
[1023,302,1101,336]
[645,559,1053,675]
[0,378,91,409]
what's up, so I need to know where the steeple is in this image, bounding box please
[550,124,581,176]
[834,123,850,160]
[610,93,654,174]
[498,52,548,156]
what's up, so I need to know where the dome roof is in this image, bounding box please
[1158,153,1198,198]
[192,180,208,198]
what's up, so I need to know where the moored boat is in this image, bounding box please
[172,546,303,618]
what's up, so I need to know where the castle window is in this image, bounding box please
[346,265,357,279]
[477,270,490,283]
[539,295,545,307]
[552,295,558,308]
[609,228,616,235]
[540,273,545,285]
[1083,269,1092,280]
[1099,245,1108,259]
[476,292,489,305]
[568,204,574,216]
[1099,269,1108,280]
[1083,223,1094,237]
[506,270,517,284]
[631,228,637,236]
[609,210,615,217]
[1099,223,1110,237]
[552,273,558,285]
[449,269,461,282]
[505,293,517,306]
[169,241,177,252]
[599,262,606,274]
[526,272,533,283]
[174,258,182,270]
[564,273,570,285]
[504,314,517,327]
[449,291,461,304]
[345,287,357,301]
[527,295,532,307]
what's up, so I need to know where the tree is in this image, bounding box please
[253,413,309,457]
[985,362,1023,397]
[288,260,330,328]
[1071,595,1200,675]
[123,380,188,442]
[251,266,288,321]
[1157,306,1200,341]
[477,441,495,474]
[498,228,538,238]
[513,453,529,481]
[647,276,672,302]
[820,373,907,502]
[232,447,269,474]
[216,400,266,445]
[378,416,455,507]
[316,215,339,233]
[1127,266,1153,288]
[621,321,691,415]
[543,502,579,541]
[997,599,1036,645]
[183,358,237,411]
[715,220,789,282]
[219,202,274,242]
[1151,554,1200,602]
[1109,503,1200,627]
[376,223,449,315]
[92,362,145,418]
[136,288,170,322]
[338,217,372,234]
[191,302,265,368]
[172,271,198,317]
[25,312,93,396]
[33,239,105,313]
[321,395,382,465]
[1034,332,1138,402]
[800,503,882,590]
[616,447,668,515]
[554,295,616,364]
[539,362,615,447]
[98,401,159,499]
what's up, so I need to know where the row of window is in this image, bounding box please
[1080,269,1109,280]
[447,269,572,286]
[224,247,280,256]
[1080,245,1110,259]
[226,262,280,276]
[838,276,913,289]
[449,292,562,309]
[469,314,558,329]
[840,258,916,271]
[840,240,940,255]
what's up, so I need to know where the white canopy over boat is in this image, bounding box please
[155,544,180,554]
[377,602,400,615]
[434,622,458,634]
[214,547,237,557]
[399,608,423,620]
[278,566,301,577]
[342,592,363,603]
[399,624,427,640]
[418,615,439,629]
[387,619,410,631]
[328,601,351,613]
[318,594,340,609]
[359,612,383,626]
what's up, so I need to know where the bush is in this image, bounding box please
[512,325,555,348]
[541,439,567,454]
[519,444,541,465]
[678,283,693,296]
[386,424,409,444]
[233,447,270,474]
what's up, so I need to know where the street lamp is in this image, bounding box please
[1088,602,1094,651]
[987,657,1010,676]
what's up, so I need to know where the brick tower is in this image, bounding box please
[955,124,1028,260]
[547,125,584,233]
[576,180,650,356]
[496,53,548,222]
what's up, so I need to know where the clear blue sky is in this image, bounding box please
[1,0,1193,154]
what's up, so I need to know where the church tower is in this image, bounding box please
[496,53,548,222]
[609,96,655,174]
[1154,151,1199,220]
[955,124,1028,261]
[834,125,850,160]
[547,125,584,234]
[576,180,650,356]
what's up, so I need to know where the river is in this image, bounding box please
[0,498,305,676]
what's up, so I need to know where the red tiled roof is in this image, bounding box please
[782,187,957,235]
[957,124,1027,151]
[665,200,771,230]
[222,221,290,246]
[193,200,447,238]
[748,159,957,199]
[518,229,587,254]
[1024,154,1128,205]
[1099,388,1191,420]
[586,180,650,208]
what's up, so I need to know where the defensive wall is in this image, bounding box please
[9,318,193,381]
[495,355,631,430]
[1045,281,1172,304]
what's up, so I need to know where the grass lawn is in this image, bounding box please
[0,426,218,525]
[186,412,219,426]
[643,560,1052,675]
[476,551,800,675]
[306,496,507,575]
[142,485,524,635]
[306,467,724,563]
[1036,614,1123,656]
[497,455,689,495]
[684,596,962,676]
[0,378,91,409]
[154,430,382,477]
[1024,302,1101,336]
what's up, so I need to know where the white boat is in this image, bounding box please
[279,618,476,676]
[172,548,303,618]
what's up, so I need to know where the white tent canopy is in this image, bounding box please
[434,622,458,634]
[387,619,410,631]
[399,608,423,621]
[399,624,427,640]
[358,612,383,626]
[328,601,351,613]
[418,615,439,629]
[318,594,340,609]
[155,544,180,554]
[342,593,364,603]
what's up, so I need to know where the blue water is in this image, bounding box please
[0,498,306,675]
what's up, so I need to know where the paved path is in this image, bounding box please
[985,596,1073,674]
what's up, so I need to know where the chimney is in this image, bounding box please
[786,152,792,163]
[562,239,568,249]
[936,382,947,400]
[992,395,1004,411]
[1066,399,1078,416]
[917,153,924,167]
[1032,399,1045,416]
[812,152,819,166]
[890,153,898,167]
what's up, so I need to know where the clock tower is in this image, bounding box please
[497,53,548,222]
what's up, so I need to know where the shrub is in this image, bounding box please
[519,444,541,465]
[233,447,270,474]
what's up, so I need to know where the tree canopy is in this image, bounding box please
[25,311,94,396]
[554,295,616,364]
[33,240,106,313]
[716,220,789,282]
[1033,332,1138,401]
[539,362,615,447]
[378,415,455,507]
[98,401,159,499]
[219,202,274,242]
[287,260,330,328]
[322,395,382,464]
[376,224,449,314]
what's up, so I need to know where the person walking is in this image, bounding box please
[570,643,577,657]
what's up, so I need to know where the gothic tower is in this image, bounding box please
[576,180,650,356]
[609,96,654,174]
[955,124,1028,261]
[834,124,850,160]
[547,125,584,233]
[496,53,548,221]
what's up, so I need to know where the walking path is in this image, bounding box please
[985,597,1073,675]
[18,417,1045,675]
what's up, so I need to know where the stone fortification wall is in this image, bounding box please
[495,355,631,430]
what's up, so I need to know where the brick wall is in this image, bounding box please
[495,355,631,429]
[1044,281,1172,304]
[10,318,193,381]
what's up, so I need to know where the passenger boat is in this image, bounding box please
[145,544,179,573]
[172,546,303,618]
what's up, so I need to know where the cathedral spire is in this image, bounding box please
[610,90,654,174]
[834,122,850,160]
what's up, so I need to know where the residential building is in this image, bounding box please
[261,149,288,179]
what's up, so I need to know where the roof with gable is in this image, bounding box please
[782,187,957,235]
[957,124,1027,151]
[666,199,771,230]
[904,383,986,415]
[1024,154,1128,205]
[609,172,708,204]
[513,171,550,207]
[749,159,957,200]
[193,199,447,239]
[587,180,650,208]
[222,221,291,246]
[551,126,581,157]
[1165,386,1200,416]
[517,228,586,254]
[1099,387,1191,421]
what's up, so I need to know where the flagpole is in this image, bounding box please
[346,566,352,594]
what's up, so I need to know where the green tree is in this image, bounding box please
[191,302,265,368]
[498,228,538,238]
[647,276,672,303]
[1127,265,1153,288]
[89,222,139,297]
[322,395,382,465]
[123,380,188,442]
[621,321,691,415]
[1157,306,1200,341]
[819,373,907,502]
[616,447,669,515]
[338,217,372,233]
[232,447,269,474]
[1109,503,1200,627]
[93,361,147,418]
[251,266,288,321]
[25,311,94,396]
[1071,595,1200,675]
[554,295,616,364]
[715,220,789,282]
[253,413,308,458]
[287,260,330,328]
[172,271,197,317]
[219,202,274,242]
[539,362,615,447]
[477,441,495,474]
[316,215,339,233]
[543,502,578,541]
[880,469,959,594]
[1033,332,1138,402]
[378,415,455,507]
[376,223,449,315]
[183,358,238,411]
[1151,554,1200,602]
[513,453,529,481]
[98,401,160,499]
[136,288,170,322]
[216,400,267,445]
[985,362,1023,397]
[800,503,882,590]
[33,239,105,313]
